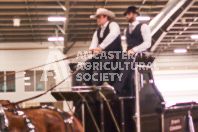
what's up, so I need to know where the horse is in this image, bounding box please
[20,106,83,132]
[0,100,83,132]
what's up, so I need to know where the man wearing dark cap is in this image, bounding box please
[112,6,151,131]
[113,6,151,94]
[124,6,151,55]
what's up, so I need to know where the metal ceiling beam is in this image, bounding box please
[1,32,62,35]
[149,0,186,36]
[0,0,65,2]
[0,0,170,44]
[63,0,69,54]
[150,0,195,52]
[56,24,66,35]
[0,5,64,9]
[0,31,5,42]
[25,0,35,41]
[29,0,43,43]
[165,35,198,38]
[0,26,130,31]
[4,30,198,36]
[2,11,196,17]
[0,4,167,9]
[0,11,160,15]
[0,28,56,31]
[57,0,66,11]
[73,0,167,1]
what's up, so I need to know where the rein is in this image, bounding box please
[2,51,99,107]
[1,51,139,132]
[0,54,77,78]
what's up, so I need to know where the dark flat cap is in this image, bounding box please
[124,6,140,16]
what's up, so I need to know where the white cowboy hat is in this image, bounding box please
[90,8,116,19]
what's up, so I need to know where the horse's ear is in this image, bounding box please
[5,100,11,103]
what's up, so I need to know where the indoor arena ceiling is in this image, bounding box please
[0,0,198,55]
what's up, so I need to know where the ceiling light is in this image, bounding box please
[48,37,64,42]
[121,35,126,40]
[174,49,187,53]
[136,16,151,21]
[13,16,21,27]
[48,17,67,22]
[191,35,198,39]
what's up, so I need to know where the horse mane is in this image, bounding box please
[0,100,19,109]
[0,100,11,103]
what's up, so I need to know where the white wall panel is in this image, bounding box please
[0,42,72,103]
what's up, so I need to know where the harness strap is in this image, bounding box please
[41,105,75,132]
[2,105,80,132]
[5,108,35,132]
[0,105,8,132]
[23,115,35,132]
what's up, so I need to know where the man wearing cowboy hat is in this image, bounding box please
[76,8,123,132]
[89,8,122,52]
[83,8,122,86]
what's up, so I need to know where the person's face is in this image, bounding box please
[125,12,137,23]
[96,15,108,26]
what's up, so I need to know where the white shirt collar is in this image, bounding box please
[101,21,109,29]
[129,20,139,27]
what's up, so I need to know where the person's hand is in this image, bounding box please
[89,49,95,52]
[94,46,103,53]
[127,49,135,56]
